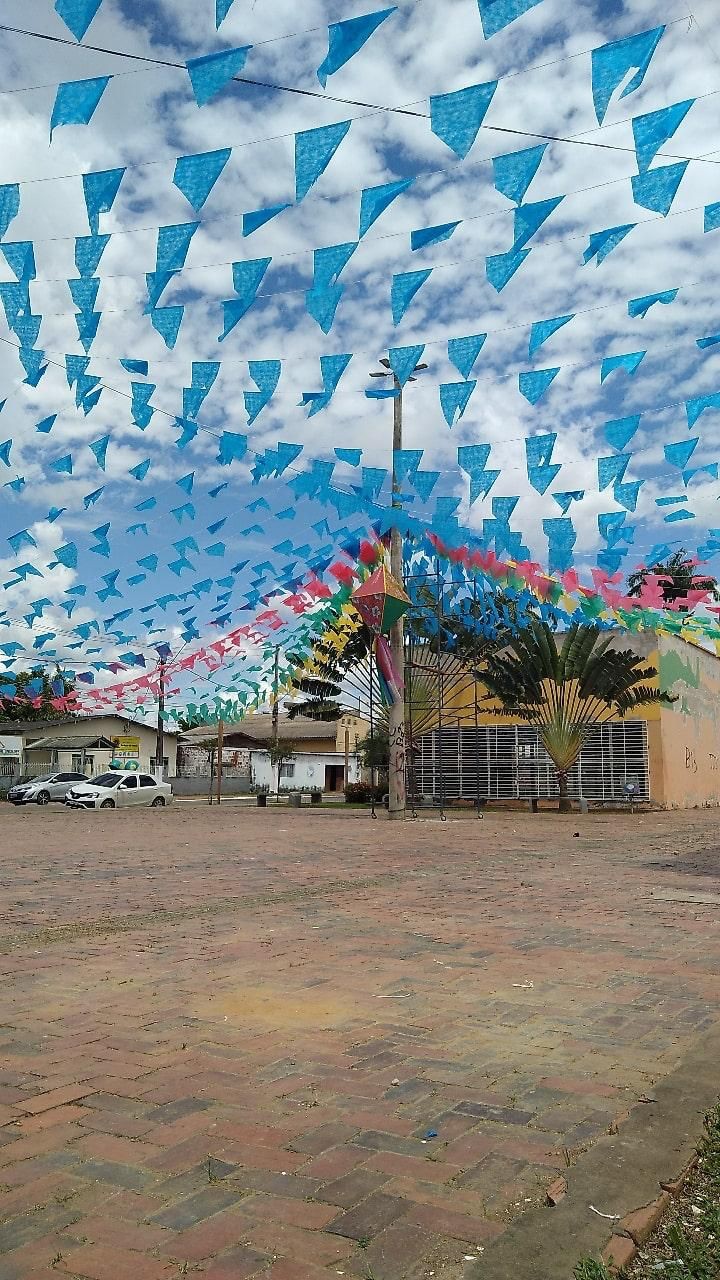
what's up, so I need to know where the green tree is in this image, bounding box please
[479,620,673,812]
[176,712,209,732]
[357,724,389,781]
[627,549,718,605]
[0,666,76,723]
[267,738,299,798]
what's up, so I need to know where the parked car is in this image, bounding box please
[8,772,88,806]
[65,771,173,810]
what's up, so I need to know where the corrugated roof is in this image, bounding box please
[180,714,342,745]
[25,735,116,751]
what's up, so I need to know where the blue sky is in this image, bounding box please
[1,0,720,713]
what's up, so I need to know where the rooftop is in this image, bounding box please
[0,714,178,737]
[180,713,365,745]
[24,735,116,752]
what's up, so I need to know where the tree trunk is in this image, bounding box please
[557,771,572,813]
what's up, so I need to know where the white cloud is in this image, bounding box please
[1,0,720,706]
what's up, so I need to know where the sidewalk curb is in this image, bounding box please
[470,1025,720,1280]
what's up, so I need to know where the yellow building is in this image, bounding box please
[410,632,720,809]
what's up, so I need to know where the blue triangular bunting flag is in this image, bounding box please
[317,9,396,86]
[429,81,498,158]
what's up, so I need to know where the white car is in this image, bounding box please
[65,771,173,810]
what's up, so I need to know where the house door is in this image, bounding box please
[324,765,345,792]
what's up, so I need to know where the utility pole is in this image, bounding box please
[155,658,165,780]
[216,718,224,806]
[369,355,427,820]
[271,643,280,799]
[389,375,406,819]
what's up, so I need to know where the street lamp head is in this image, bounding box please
[370,359,428,378]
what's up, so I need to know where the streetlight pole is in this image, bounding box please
[369,356,427,821]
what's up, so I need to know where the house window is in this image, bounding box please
[72,754,94,774]
[279,763,295,778]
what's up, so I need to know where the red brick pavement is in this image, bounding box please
[1,805,719,1279]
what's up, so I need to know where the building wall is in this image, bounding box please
[85,717,178,776]
[334,715,369,752]
[8,717,179,778]
[250,750,360,792]
[26,748,114,778]
[177,744,251,779]
[424,633,720,809]
[658,634,720,808]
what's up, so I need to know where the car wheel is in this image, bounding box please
[151,796,165,807]
[36,791,51,806]
[99,798,115,809]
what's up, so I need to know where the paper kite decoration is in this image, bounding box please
[352,564,411,633]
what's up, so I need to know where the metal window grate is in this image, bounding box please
[413,720,649,802]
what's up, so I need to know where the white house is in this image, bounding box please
[0,714,178,785]
[178,711,367,793]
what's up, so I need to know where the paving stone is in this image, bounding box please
[400,1199,504,1244]
[81,1093,156,1119]
[156,1202,256,1261]
[298,1145,367,1181]
[54,1243,169,1280]
[290,1121,359,1155]
[453,1101,534,1125]
[147,1185,242,1230]
[73,1158,158,1192]
[17,1086,96,1116]
[77,1110,157,1140]
[263,1261,332,1280]
[455,1152,530,1196]
[241,1218,356,1265]
[315,1166,390,1208]
[351,1130,429,1157]
[187,1244,270,1278]
[149,1097,212,1126]
[243,1193,338,1230]
[227,1169,322,1200]
[353,1220,439,1279]
[326,1191,407,1241]
[63,1214,169,1252]
[74,1132,161,1166]
[0,1204,79,1255]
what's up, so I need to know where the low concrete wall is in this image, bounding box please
[172,777,253,797]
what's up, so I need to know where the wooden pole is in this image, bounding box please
[216,718,224,806]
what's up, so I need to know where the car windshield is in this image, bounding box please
[24,774,55,785]
[89,774,121,788]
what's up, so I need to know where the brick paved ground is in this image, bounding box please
[0,804,719,1280]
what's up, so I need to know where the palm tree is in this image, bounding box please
[627,549,718,605]
[287,617,375,721]
[479,620,673,812]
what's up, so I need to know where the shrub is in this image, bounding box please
[345,782,386,804]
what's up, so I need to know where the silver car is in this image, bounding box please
[8,772,88,806]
